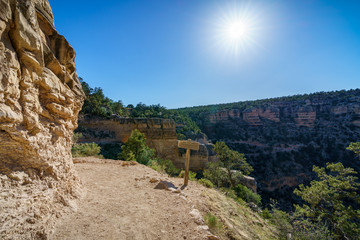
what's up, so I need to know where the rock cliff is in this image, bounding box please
[179,89,360,209]
[0,0,84,238]
[77,116,258,191]
[77,116,211,170]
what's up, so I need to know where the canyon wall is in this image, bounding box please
[77,117,211,170]
[182,90,360,209]
[78,116,258,191]
[0,0,84,238]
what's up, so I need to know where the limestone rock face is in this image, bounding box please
[77,116,211,170]
[0,0,84,239]
[195,89,360,209]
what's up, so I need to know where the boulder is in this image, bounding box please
[0,0,84,239]
[189,208,205,225]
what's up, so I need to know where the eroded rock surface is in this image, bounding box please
[0,0,84,239]
[77,116,212,170]
[191,90,360,209]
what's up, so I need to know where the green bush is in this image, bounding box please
[149,160,165,173]
[233,184,261,206]
[204,213,222,230]
[72,132,83,143]
[269,206,333,240]
[157,158,181,176]
[178,170,197,180]
[118,129,155,165]
[198,178,214,188]
[220,188,238,200]
[148,158,181,177]
[203,162,228,187]
[270,208,293,239]
[72,142,101,157]
[137,147,155,165]
[260,208,272,220]
[124,151,136,161]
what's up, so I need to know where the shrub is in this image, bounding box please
[233,184,261,206]
[72,132,83,143]
[157,158,181,176]
[219,188,238,200]
[149,160,165,173]
[203,162,228,187]
[119,129,155,165]
[198,178,214,188]
[137,147,155,165]
[72,142,101,157]
[124,151,136,161]
[270,208,293,239]
[148,158,181,177]
[269,205,333,240]
[178,170,197,180]
[204,213,222,231]
[260,208,272,220]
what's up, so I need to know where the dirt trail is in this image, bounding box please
[52,158,212,240]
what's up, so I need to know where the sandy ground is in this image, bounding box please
[51,157,214,240]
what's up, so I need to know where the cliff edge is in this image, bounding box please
[0,0,84,238]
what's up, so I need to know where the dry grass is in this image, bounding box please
[194,187,278,240]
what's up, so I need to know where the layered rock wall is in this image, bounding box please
[77,117,259,189]
[0,0,84,238]
[209,106,315,126]
[78,117,210,170]
[197,90,360,209]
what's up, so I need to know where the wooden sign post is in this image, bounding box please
[178,139,199,186]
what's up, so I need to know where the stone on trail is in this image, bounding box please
[189,208,204,225]
[154,180,177,190]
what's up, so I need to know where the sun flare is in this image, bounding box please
[213,4,260,56]
[226,20,250,41]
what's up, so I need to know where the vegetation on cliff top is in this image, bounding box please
[79,78,202,139]
[176,88,360,114]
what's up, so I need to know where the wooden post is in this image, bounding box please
[184,148,191,186]
[178,139,199,186]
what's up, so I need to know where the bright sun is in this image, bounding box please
[225,20,250,41]
[213,3,260,56]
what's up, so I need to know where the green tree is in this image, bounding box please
[119,129,155,165]
[80,78,126,118]
[293,162,360,239]
[233,184,261,205]
[203,162,228,187]
[213,141,253,187]
[347,142,360,158]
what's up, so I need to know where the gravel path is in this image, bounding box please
[51,158,212,240]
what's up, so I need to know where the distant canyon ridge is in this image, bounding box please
[179,89,360,208]
[77,89,360,208]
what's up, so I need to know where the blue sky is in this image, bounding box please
[50,0,360,108]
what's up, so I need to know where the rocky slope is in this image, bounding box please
[0,0,84,238]
[178,89,360,209]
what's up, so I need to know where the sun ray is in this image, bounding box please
[212,2,262,57]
